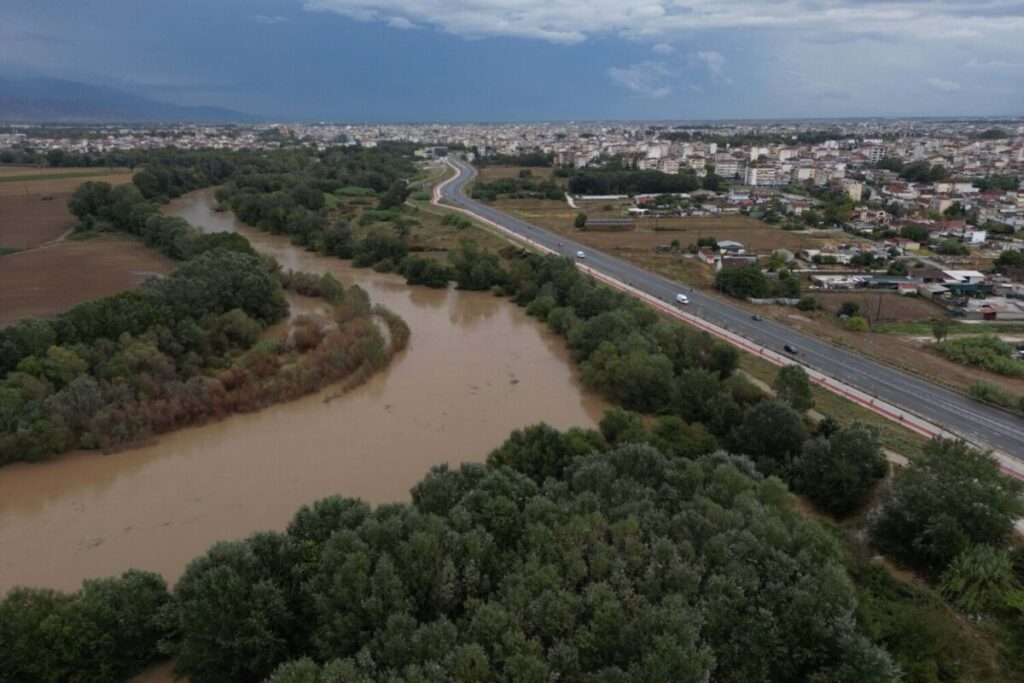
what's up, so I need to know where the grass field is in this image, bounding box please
[475,165,559,183]
[0,240,174,326]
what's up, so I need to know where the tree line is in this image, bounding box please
[2,427,904,682]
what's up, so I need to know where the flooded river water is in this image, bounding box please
[0,189,606,594]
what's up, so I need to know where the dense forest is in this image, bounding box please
[4,420,1021,682]
[470,172,564,202]
[567,168,703,195]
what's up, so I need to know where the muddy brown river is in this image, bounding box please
[0,189,606,595]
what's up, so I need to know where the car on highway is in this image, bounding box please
[675,293,689,305]
[751,314,762,321]
[576,250,586,259]
[784,344,799,354]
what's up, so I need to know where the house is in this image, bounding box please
[721,254,758,269]
[697,248,719,265]
[942,270,987,284]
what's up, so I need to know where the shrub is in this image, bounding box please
[936,335,1024,378]
[796,296,817,311]
[939,545,1020,614]
[845,316,870,332]
[838,301,861,317]
[968,381,1021,412]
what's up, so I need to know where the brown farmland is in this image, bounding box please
[0,168,136,249]
[0,240,174,326]
[0,193,78,249]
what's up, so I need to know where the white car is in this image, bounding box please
[576,250,586,259]
[676,293,689,305]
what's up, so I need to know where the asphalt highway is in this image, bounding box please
[439,157,1024,459]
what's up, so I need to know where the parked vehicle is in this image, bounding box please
[676,293,690,305]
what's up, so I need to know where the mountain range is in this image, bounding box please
[0,77,259,124]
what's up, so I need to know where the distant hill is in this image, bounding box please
[0,77,260,124]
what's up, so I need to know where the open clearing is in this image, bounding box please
[810,291,946,322]
[0,240,174,326]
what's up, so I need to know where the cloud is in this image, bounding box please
[303,1,1024,44]
[386,16,418,29]
[607,61,672,98]
[694,50,726,78]
[251,15,290,24]
[652,43,674,54]
[967,58,1024,69]
[926,77,961,92]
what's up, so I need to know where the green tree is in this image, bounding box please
[160,535,306,683]
[794,422,888,516]
[448,239,505,291]
[870,440,1024,575]
[773,364,814,412]
[728,400,807,478]
[487,422,603,483]
[574,212,588,228]
[377,180,411,210]
[900,224,931,244]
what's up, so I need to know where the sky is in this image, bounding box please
[2,0,1023,122]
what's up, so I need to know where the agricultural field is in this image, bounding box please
[0,166,176,326]
[0,166,134,197]
[0,240,174,325]
[0,168,136,250]
[0,193,77,249]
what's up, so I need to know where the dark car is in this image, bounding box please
[751,314,762,321]
[783,344,798,354]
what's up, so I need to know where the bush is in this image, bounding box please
[937,335,1024,378]
[838,301,861,317]
[968,381,1022,412]
[796,296,817,311]
[845,315,870,332]
[399,255,451,288]
[938,545,1020,614]
[574,212,588,228]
